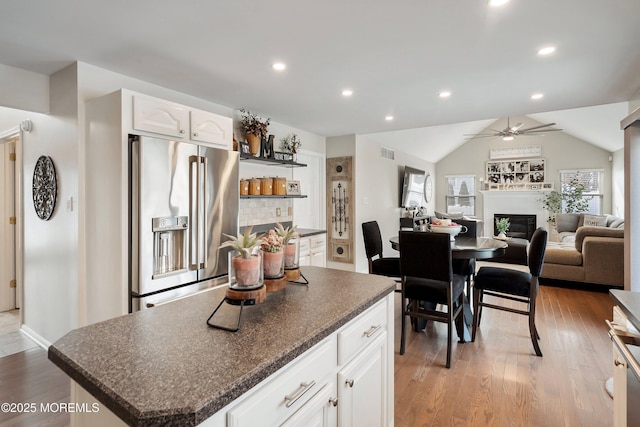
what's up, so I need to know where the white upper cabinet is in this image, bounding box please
[132,95,189,138]
[132,94,232,149]
[190,108,232,148]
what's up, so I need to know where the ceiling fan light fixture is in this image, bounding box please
[502,135,515,141]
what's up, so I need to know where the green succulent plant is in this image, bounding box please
[275,223,299,245]
[219,227,261,259]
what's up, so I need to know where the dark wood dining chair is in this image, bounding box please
[362,221,401,289]
[399,231,466,368]
[471,227,548,356]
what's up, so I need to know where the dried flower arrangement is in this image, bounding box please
[280,133,302,153]
[239,109,271,140]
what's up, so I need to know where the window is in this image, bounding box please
[559,169,604,215]
[445,175,475,216]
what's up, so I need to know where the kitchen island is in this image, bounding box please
[48,266,395,426]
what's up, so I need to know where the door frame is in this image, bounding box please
[0,126,23,320]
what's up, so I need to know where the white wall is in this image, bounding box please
[325,134,434,273]
[0,64,49,113]
[612,148,625,218]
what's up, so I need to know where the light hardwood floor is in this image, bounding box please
[0,283,615,426]
[394,283,615,427]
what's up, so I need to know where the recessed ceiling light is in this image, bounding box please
[439,91,451,98]
[531,93,544,100]
[385,116,394,121]
[341,89,353,97]
[537,46,556,56]
[488,0,509,7]
[272,62,286,71]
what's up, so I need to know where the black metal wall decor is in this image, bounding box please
[32,155,57,220]
[331,182,349,237]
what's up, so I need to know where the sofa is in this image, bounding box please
[541,213,624,287]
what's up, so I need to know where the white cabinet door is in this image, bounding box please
[190,109,232,149]
[132,95,189,138]
[337,332,387,427]
[280,382,337,427]
[309,235,326,267]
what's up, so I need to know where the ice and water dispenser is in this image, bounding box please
[152,216,188,278]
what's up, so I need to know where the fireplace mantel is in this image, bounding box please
[480,190,550,237]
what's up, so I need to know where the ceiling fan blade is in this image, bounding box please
[510,123,524,132]
[518,123,558,132]
[523,128,563,134]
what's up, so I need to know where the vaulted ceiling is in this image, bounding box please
[1,1,639,160]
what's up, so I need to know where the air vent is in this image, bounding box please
[381,147,394,160]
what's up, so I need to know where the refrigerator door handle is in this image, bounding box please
[200,156,209,268]
[189,155,199,270]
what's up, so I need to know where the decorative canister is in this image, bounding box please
[273,177,287,195]
[249,178,261,195]
[261,177,273,195]
[240,179,249,195]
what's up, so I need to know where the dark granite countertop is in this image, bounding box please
[48,266,394,426]
[610,289,640,331]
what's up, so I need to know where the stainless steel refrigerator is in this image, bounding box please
[129,135,239,310]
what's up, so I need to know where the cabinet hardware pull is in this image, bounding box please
[179,129,186,134]
[284,380,316,408]
[615,359,625,367]
[345,379,354,387]
[329,397,338,407]
[193,132,199,137]
[364,324,382,337]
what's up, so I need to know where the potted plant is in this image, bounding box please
[219,227,262,288]
[275,223,299,269]
[495,217,510,239]
[280,133,302,161]
[239,109,270,156]
[260,229,284,279]
[541,177,592,227]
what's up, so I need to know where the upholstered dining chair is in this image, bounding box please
[362,221,401,288]
[471,227,548,356]
[399,231,466,368]
[452,219,478,299]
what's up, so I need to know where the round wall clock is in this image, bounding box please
[32,155,57,220]
[424,173,433,203]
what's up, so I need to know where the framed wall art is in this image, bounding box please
[486,158,545,186]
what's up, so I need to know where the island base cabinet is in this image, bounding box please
[337,332,388,427]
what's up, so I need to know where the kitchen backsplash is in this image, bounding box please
[239,198,293,227]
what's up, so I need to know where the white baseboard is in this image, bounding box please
[20,324,51,350]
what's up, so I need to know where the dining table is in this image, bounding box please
[389,234,509,342]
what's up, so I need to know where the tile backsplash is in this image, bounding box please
[240,198,293,227]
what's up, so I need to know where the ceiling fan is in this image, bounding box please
[465,117,563,141]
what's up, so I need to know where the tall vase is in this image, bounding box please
[263,250,284,279]
[245,134,261,156]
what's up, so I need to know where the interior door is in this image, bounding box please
[0,139,16,312]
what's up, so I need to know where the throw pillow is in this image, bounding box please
[583,214,606,227]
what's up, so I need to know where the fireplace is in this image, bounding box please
[494,214,536,240]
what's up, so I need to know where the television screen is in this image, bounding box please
[400,166,425,208]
